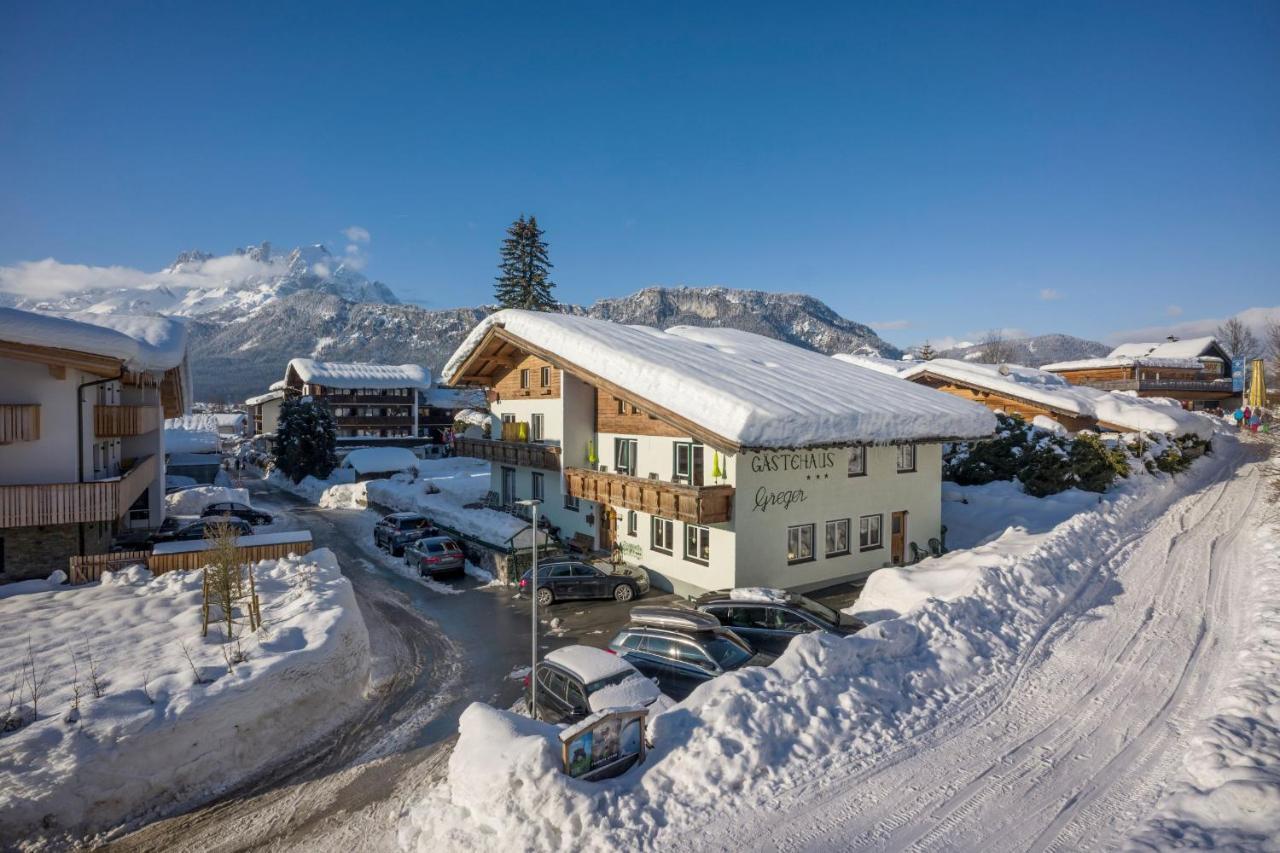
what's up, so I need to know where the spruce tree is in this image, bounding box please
[274,400,338,483]
[494,214,557,310]
[918,341,937,361]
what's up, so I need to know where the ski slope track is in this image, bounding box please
[686,438,1273,852]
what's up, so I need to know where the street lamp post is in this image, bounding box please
[516,499,542,717]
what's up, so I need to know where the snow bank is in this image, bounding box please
[163,485,250,515]
[0,549,371,842]
[443,310,997,448]
[398,436,1238,852]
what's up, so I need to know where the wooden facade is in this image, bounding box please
[68,538,314,585]
[594,388,689,438]
[910,375,1096,432]
[0,403,40,444]
[491,353,562,401]
[94,403,159,437]
[0,454,157,528]
[563,466,734,525]
[455,436,562,471]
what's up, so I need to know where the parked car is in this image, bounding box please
[200,501,273,525]
[608,606,772,701]
[161,518,254,543]
[518,560,650,606]
[404,535,465,578]
[525,645,665,724]
[694,588,867,656]
[374,512,437,555]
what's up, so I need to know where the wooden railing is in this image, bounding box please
[563,467,734,524]
[1081,378,1234,393]
[68,532,314,584]
[94,404,159,437]
[0,454,157,527]
[0,403,40,444]
[454,436,562,471]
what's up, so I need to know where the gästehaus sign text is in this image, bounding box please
[749,450,836,473]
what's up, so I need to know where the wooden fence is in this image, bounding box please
[68,535,314,585]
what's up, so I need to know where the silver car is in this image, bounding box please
[404,535,465,579]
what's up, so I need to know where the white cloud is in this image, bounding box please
[0,253,290,300]
[342,225,371,244]
[1166,304,1183,317]
[312,262,331,279]
[1107,306,1280,345]
[869,319,911,331]
[1039,288,1063,301]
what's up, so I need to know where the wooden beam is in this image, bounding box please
[0,340,122,377]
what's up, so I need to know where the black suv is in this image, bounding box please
[608,606,771,701]
[525,645,664,724]
[518,560,649,606]
[694,589,866,656]
[201,501,273,525]
[373,512,436,556]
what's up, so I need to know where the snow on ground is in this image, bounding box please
[163,485,250,515]
[0,549,371,842]
[397,435,1270,852]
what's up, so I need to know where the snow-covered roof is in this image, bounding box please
[452,408,491,428]
[425,386,486,409]
[286,358,431,390]
[245,389,285,406]
[151,530,312,556]
[164,417,221,454]
[444,310,997,449]
[339,447,419,475]
[0,307,187,373]
[1108,336,1219,360]
[831,353,914,376]
[545,645,634,684]
[1041,356,1204,372]
[268,379,287,391]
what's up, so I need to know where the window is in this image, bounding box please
[684,524,710,564]
[652,517,674,554]
[530,413,544,441]
[897,443,916,472]
[787,524,815,564]
[615,438,638,476]
[616,397,626,415]
[531,472,544,501]
[860,514,883,550]
[540,366,551,387]
[502,413,516,424]
[563,493,580,511]
[674,442,705,485]
[825,519,851,557]
[627,510,638,537]
[631,405,640,415]
[519,368,530,389]
[848,446,866,477]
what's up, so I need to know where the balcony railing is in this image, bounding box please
[318,393,415,405]
[454,437,562,471]
[1080,378,1234,393]
[333,415,416,426]
[563,467,734,524]
[0,404,40,444]
[94,404,159,437]
[0,454,157,527]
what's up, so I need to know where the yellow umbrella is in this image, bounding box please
[1248,358,1267,409]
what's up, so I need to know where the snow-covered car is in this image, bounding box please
[404,535,465,578]
[608,606,772,701]
[200,501,273,526]
[374,512,437,555]
[526,645,667,724]
[694,588,866,656]
[517,560,649,606]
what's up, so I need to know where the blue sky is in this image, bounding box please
[1,1,1277,348]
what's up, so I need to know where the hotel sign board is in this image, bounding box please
[1231,357,1246,393]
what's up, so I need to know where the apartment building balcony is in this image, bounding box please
[0,453,157,528]
[94,404,160,437]
[334,415,416,427]
[563,467,735,525]
[317,392,415,405]
[0,403,40,444]
[1079,377,1235,394]
[454,435,562,472]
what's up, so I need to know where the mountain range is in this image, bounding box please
[1,241,1109,402]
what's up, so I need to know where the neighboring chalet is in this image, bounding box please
[835,355,1212,438]
[443,310,996,596]
[1042,336,1234,409]
[246,380,287,436]
[0,308,189,582]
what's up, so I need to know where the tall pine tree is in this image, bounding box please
[918,341,937,361]
[274,400,338,484]
[494,214,557,310]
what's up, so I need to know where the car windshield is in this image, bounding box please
[791,596,839,626]
[586,668,636,693]
[704,634,753,668]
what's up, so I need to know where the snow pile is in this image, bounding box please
[287,358,431,390]
[163,485,250,515]
[0,550,370,841]
[443,310,997,448]
[1130,519,1280,849]
[340,447,419,477]
[398,436,1235,851]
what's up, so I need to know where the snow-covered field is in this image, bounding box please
[397,434,1279,851]
[0,549,371,844]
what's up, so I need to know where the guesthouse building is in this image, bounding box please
[1042,336,1234,410]
[444,310,997,596]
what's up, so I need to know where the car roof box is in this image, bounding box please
[628,606,719,632]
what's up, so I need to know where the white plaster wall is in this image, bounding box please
[0,357,92,485]
[611,508,736,597]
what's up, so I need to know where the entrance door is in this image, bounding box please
[891,511,907,564]
[600,507,617,551]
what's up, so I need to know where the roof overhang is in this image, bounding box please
[909,369,1084,420]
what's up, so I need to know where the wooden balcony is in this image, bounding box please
[454,437,562,472]
[94,404,159,437]
[563,467,734,525]
[0,454,157,527]
[0,404,40,444]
